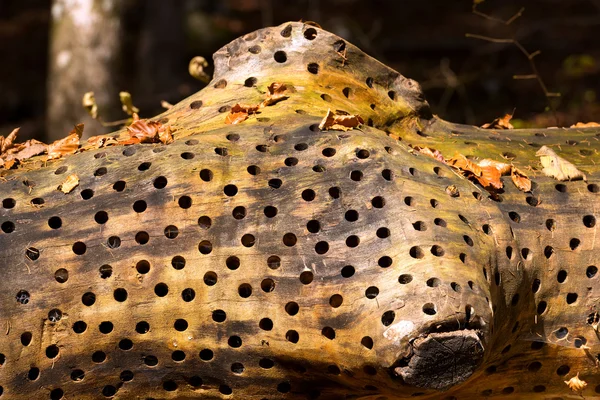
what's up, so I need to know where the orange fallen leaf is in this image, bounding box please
[318,109,364,131]
[47,125,82,160]
[124,116,172,144]
[448,153,482,177]
[224,104,262,125]
[225,112,249,125]
[477,164,503,189]
[262,93,289,107]
[87,135,119,149]
[58,174,79,194]
[481,113,514,129]
[71,123,84,137]
[232,104,261,114]
[447,154,504,189]
[0,128,19,155]
[118,137,142,146]
[267,82,287,95]
[570,122,600,128]
[158,126,173,145]
[127,119,161,143]
[477,159,511,175]
[262,82,290,107]
[510,167,531,192]
[1,159,16,169]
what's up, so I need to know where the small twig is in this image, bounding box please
[467,5,561,124]
[472,5,525,25]
[513,74,537,80]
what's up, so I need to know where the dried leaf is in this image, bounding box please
[446,185,459,197]
[232,104,261,114]
[189,56,211,83]
[7,139,48,161]
[511,167,531,192]
[564,373,587,392]
[570,122,600,128]
[262,94,289,107]
[82,92,98,119]
[126,118,165,144]
[318,109,364,131]
[0,128,19,154]
[267,82,287,95]
[411,146,445,163]
[225,112,249,125]
[119,92,139,115]
[477,159,511,175]
[158,126,174,145]
[448,153,482,177]
[47,132,80,160]
[261,83,290,106]
[477,165,503,189]
[536,145,586,181]
[87,135,119,149]
[118,137,142,146]
[481,113,514,129]
[70,123,84,138]
[301,20,322,28]
[224,103,262,125]
[58,174,79,194]
[2,159,16,169]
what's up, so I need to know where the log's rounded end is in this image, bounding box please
[394,329,485,391]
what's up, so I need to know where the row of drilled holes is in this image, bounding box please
[508,209,597,229]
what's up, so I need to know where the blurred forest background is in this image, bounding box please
[0,0,599,142]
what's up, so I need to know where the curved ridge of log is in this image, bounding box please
[0,21,599,399]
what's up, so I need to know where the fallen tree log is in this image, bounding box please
[0,21,599,399]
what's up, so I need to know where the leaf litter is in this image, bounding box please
[225,82,290,125]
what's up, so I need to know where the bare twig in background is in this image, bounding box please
[472,5,524,26]
[467,3,561,123]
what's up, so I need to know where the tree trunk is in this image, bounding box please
[47,0,122,140]
[1,21,599,399]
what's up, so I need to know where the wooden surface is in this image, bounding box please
[0,22,599,399]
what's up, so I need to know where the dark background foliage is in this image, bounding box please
[1,0,599,141]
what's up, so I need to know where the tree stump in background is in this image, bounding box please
[47,0,122,140]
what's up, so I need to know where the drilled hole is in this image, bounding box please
[307,220,320,233]
[300,271,313,284]
[82,292,96,306]
[431,245,444,256]
[322,327,335,340]
[422,303,437,315]
[133,200,147,213]
[283,233,297,246]
[381,311,395,326]
[238,283,253,298]
[274,51,287,63]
